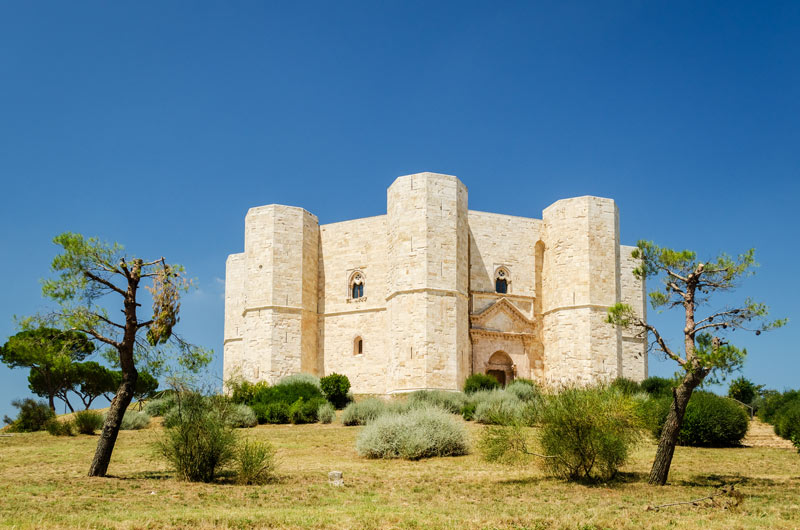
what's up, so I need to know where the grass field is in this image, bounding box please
[1,417,799,529]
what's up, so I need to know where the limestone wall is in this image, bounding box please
[619,245,647,381]
[318,214,390,393]
[386,173,470,392]
[468,211,541,297]
[541,196,622,384]
[222,253,245,384]
[236,205,320,383]
[223,173,647,394]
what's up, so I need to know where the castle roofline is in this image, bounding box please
[245,204,319,221]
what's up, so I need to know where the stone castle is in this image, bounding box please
[223,172,647,394]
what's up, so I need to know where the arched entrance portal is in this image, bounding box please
[485,351,514,386]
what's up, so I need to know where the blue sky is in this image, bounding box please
[1,2,797,420]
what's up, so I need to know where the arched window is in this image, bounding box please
[349,271,365,300]
[495,267,510,294]
[354,336,363,355]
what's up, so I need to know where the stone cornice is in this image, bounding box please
[320,306,387,318]
[542,303,611,316]
[385,288,469,303]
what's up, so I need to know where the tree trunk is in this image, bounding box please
[88,369,137,477]
[48,394,55,412]
[648,372,701,485]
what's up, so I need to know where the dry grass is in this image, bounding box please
[1,417,799,529]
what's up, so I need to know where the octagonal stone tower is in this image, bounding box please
[386,173,470,392]
[223,205,320,384]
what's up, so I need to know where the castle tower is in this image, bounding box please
[541,196,622,384]
[224,204,320,384]
[386,173,470,392]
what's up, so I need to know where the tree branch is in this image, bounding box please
[83,270,126,297]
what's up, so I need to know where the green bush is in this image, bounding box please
[774,401,800,442]
[252,402,290,424]
[45,418,76,436]
[3,399,54,432]
[464,373,500,394]
[342,398,391,426]
[120,410,151,430]
[759,390,800,424]
[610,377,641,396]
[225,404,257,428]
[538,386,641,481]
[143,395,176,417]
[320,373,351,409]
[73,410,104,434]
[648,391,749,447]
[235,439,278,485]
[407,390,468,414]
[156,392,237,482]
[356,406,469,460]
[229,380,270,405]
[461,402,477,421]
[473,390,529,426]
[640,376,675,398]
[792,434,800,454]
[318,402,336,424]
[505,380,541,403]
[288,397,326,424]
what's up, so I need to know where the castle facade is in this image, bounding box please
[223,172,647,393]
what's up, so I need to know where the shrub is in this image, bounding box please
[288,397,326,424]
[407,390,468,414]
[792,433,800,454]
[473,390,529,426]
[252,402,290,424]
[505,380,541,403]
[144,395,176,417]
[648,391,749,447]
[320,373,351,409]
[277,373,321,388]
[356,406,469,460]
[464,373,500,394]
[120,410,151,430]
[45,419,75,436]
[318,402,336,424]
[225,404,257,428]
[640,377,674,398]
[73,410,104,434]
[3,399,54,432]
[156,392,237,482]
[759,390,800,424]
[235,440,278,485]
[610,377,641,396]
[461,402,477,421]
[342,398,390,426]
[538,386,642,481]
[773,401,800,442]
[229,380,270,405]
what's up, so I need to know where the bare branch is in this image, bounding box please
[83,270,126,297]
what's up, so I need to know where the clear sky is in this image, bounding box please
[1,1,798,420]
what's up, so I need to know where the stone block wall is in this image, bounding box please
[223,173,647,393]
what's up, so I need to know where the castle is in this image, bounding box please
[223,172,647,393]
